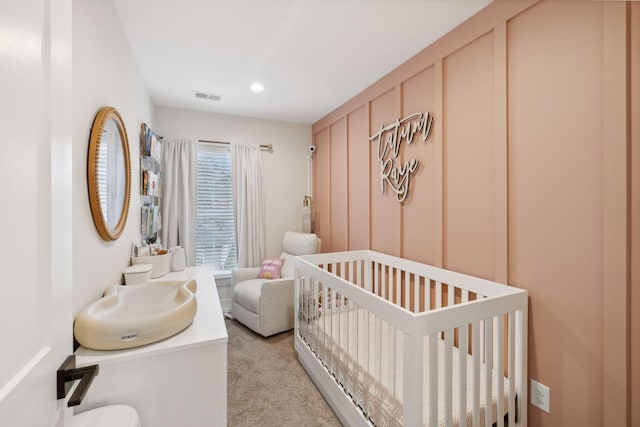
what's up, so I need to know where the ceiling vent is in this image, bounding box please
[194,91,223,102]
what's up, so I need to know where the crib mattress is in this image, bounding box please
[301,305,510,427]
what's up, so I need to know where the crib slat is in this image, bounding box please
[480,319,485,364]
[458,323,468,426]
[314,278,319,354]
[484,317,493,427]
[403,333,423,427]
[307,276,312,349]
[387,266,393,303]
[448,284,455,308]
[326,285,331,370]
[369,312,377,419]
[495,315,505,427]
[377,315,383,399]
[301,275,307,338]
[516,305,528,420]
[508,311,516,425]
[337,287,342,385]
[366,308,372,407]
[444,328,453,427]
[373,262,379,295]
[354,301,361,405]
[348,260,354,284]
[328,287,334,372]
[391,323,397,415]
[365,259,372,292]
[406,272,411,311]
[347,292,351,385]
[310,276,315,340]
[472,321,481,427]
[429,333,438,427]
[323,283,328,363]
[305,277,310,343]
[436,281,442,309]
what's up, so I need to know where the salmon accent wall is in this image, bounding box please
[443,31,495,281]
[507,3,605,425]
[401,67,436,265]
[370,89,400,256]
[347,106,370,250]
[311,1,639,426]
[329,118,348,252]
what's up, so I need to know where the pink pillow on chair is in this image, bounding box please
[257,258,285,279]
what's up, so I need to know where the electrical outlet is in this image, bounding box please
[530,379,550,413]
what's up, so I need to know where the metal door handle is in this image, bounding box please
[56,355,99,407]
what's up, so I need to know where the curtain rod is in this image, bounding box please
[198,139,273,152]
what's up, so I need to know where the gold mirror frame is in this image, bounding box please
[87,106,131,241]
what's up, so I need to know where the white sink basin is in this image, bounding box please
[74,279,197,350]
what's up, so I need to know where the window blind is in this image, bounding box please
[196,142,237,274]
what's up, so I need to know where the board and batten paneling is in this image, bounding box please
[507,2,605,425]
[369,88,400,256]
[313,127,330,248]
[347,105,370,250]
[443,31,495,281]
[400,67,437,265]
[310,1,637,424]
[330,118,348,252]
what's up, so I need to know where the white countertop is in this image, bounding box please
[75,266,228,367]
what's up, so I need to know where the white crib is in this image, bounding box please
[294,250,528,427]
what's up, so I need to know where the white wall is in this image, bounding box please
[154,106,312,260]
[72,0,154,315]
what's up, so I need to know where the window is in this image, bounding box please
[196,142,237,275]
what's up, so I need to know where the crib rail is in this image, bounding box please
[294,250,528,427]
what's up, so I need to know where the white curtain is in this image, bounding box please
[231,144,266,267]
[161,137,197,266]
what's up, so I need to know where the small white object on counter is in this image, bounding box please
[123,263,152,285]
[169,246,186,271]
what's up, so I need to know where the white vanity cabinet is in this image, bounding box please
[74,267,227,426]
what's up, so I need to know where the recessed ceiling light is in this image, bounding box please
[250,82,264,93]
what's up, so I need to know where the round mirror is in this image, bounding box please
[87,106,131,241]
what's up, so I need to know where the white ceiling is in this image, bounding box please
[113,0,492,124]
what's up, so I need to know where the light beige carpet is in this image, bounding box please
[226,318,343,427]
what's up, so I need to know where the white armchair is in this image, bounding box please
[231,231,320,337]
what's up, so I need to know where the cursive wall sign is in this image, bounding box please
[369,112,434,203]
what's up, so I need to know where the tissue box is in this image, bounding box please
[131,253,171,278]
